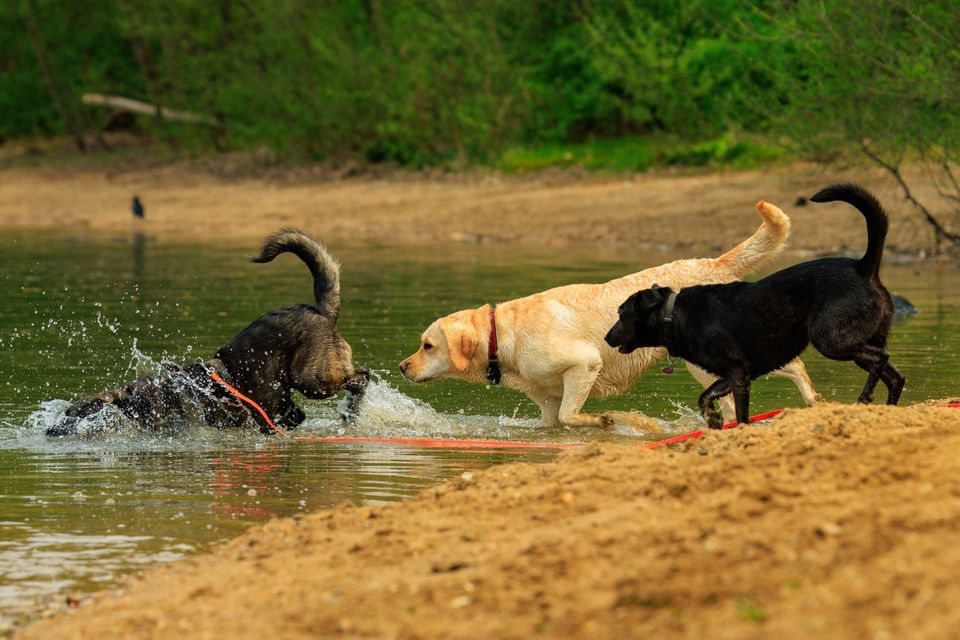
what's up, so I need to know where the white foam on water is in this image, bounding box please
[10,356,708,450]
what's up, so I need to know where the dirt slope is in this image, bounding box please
[0,163,951,257]
[17,402,960,640]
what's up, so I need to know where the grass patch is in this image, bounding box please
[736,597,768,623]
[497,134,784,174]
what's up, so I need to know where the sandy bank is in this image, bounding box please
[0,163,952,257]
[17,401,960,639]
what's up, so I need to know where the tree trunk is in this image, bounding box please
[15,0,87,151]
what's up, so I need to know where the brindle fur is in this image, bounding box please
[48,230,367,436]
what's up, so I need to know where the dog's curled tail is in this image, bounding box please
[810,183,888,278]
[716,199,791,278]
[251,228,342,319]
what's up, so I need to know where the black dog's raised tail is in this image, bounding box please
[251,229,342,320]
[810,183,889,278]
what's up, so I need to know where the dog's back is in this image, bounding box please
[679,184,893,376]
[499,200,798,398]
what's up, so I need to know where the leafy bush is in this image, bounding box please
[1,0,955,174]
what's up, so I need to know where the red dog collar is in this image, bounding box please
[486,305,501,384]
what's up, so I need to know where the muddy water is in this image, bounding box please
[1,230,958,627]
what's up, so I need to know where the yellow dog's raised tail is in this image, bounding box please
[715,200,791,278]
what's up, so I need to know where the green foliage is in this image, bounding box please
[731,0,960,165]
[0,0,956,171]
[499,135,782,173]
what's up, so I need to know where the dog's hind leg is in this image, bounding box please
[879,362,905,405]
[771,358,822,406]
[698,379,732,430]
[851,345,892,404]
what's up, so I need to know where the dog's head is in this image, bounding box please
[400,309,482,383]
[605,284,674,354]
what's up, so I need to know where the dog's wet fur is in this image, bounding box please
[605,183,905,427]
[48,230,367,437]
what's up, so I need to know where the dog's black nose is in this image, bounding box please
[604,325,620,347]
[399,361,409,373]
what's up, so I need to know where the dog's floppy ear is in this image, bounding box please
[638,285,667,311]
[641,283,675,309]
[441,319,479,372]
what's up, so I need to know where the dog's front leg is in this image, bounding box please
[531,395,561,428]
[731,377,751,426]
[558,362,609,428]
[277,402,306,429]
[698,379,731,430]
[686,363,736,423]
[339,369,369,423]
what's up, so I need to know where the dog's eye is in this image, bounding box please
[423,343,433,351]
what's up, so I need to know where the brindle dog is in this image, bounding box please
[48,230,368,436]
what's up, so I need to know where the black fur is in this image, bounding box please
[49,230,367,437]
[605,183,905,428]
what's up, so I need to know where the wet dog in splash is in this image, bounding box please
[48,230,368,436]
[605,184,904,427]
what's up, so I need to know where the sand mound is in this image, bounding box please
[17,402,960,639]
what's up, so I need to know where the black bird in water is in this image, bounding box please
[132,196,145,219]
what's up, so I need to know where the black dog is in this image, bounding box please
[48,230,368,436]
[605,183,904,428]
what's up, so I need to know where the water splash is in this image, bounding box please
[14,362,704,451]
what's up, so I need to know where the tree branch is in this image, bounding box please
[860,141,960,249]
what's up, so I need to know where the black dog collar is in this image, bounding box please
[486,305,502,385]
[662,292,680,358]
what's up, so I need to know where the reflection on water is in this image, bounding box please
[1,230,959,627]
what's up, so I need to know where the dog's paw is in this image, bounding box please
[704,407,724,430]
[599,414,615,429]
[278,405,306,428]
[46,417,80,438]
[600,411,665,435]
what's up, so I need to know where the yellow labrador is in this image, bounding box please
[400,201,821,428]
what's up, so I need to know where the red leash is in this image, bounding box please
[640,409,784,450]
[197,380,960,450]
[292,409,788,449]
[291,435,582,449]
[208,371,289,438]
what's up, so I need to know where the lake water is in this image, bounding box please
[1,230,958,628]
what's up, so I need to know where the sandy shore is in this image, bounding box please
[0,163,953,257]
[15,401,960,639]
